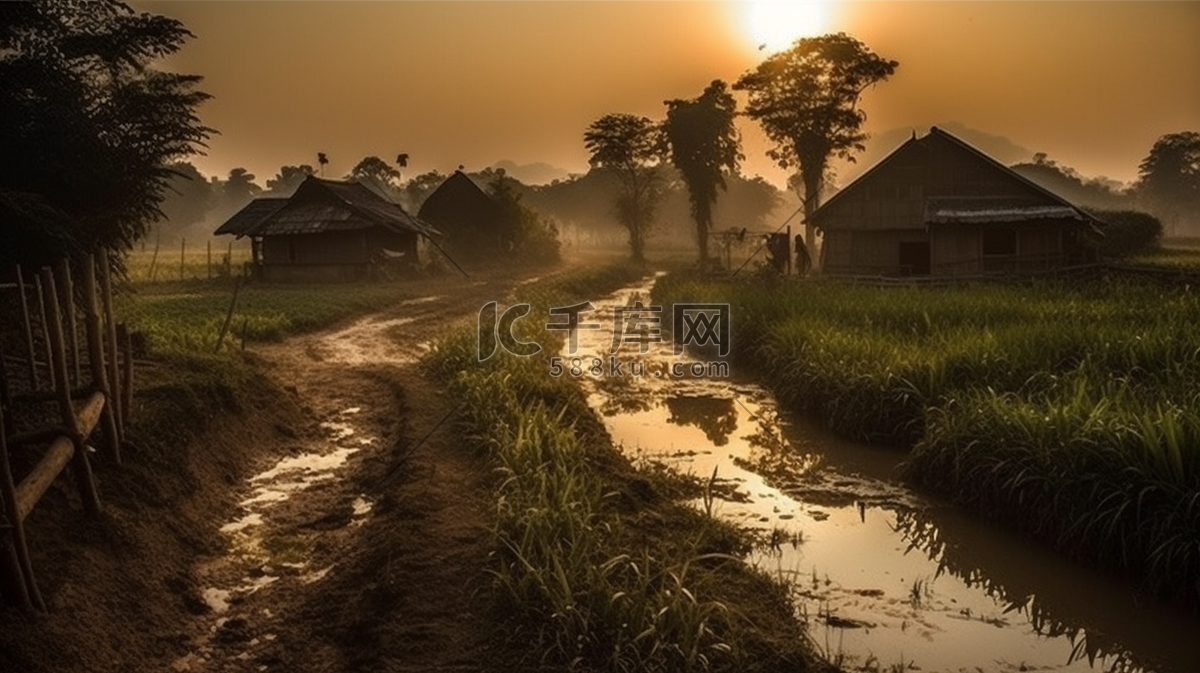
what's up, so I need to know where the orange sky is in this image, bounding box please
[140,1,1200,189]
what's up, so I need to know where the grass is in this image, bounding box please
[653,272,1200,605]
[125,240,254,283]
[423,262,818,672]
[117,279,420,354]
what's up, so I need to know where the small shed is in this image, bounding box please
[417,170,515,258]
[810,127,1098,277]
[215,176,435,282]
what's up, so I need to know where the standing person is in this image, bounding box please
[795,234,811,276]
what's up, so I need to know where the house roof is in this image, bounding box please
[417,170,506,230]
[809,126,1095,227]
[214,177,437,238]
[212,197,288,236]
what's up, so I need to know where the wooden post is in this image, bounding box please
[15,266,39,389]
[39,268,101,515]
[148,234,160,283]
[33,276,55,386]
[180,237,186,281]
[214,277,243,353]
[786,225,792,277]
[117,323,133,431]
[55,258,81,387]
[82,257,121,465]
[0,405,40,610]
[207,239,213,280]
[98,254,123,442]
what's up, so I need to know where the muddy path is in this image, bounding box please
[172,267,549,672]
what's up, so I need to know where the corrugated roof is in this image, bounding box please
[925,197,1085,224]
[213,198,288,237]
[213,177,437,238]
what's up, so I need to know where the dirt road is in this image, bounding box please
[172,268,546,672]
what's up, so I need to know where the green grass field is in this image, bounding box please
[124,241,254,283]
[653,273,1200,604]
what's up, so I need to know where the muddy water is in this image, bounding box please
[574,276,1198,673]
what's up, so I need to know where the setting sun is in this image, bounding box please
[745,1,830,52]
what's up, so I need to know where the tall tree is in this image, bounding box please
[158,161,216,234]
[1135,131,1200,236]
[584,113,663,262]
[735,33,897,260]
[663,80,742,265]
[222,168,262,204]
[0,0,212,268]
[265,164,315,195]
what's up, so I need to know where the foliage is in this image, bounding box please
[265,164,315,195]
[735,33,897,249]
[663,80,743,265]
[654,273,1200,603]
[488,174,560,265]
[585,114,665,262]
[348,155,402,196]
[1135,131,1200,236]
[0,0,213,270]
[1010,154,1131,211]
[401,169,447,211]
[1088,209,1163,258]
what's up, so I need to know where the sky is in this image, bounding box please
[139,1,1200,190]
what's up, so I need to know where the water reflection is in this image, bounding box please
[664,395,738,445]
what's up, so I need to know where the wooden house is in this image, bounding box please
[809,127,1098,277]
[417,171,515,259]
[215,176,435,282]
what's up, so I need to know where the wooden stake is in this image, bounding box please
[207,239,212,280]
[82,257,121,465]
[39,268,100,516]
[15,266,39,389]
[180,237,186,281]
[0,405,40,610]
[33,276,54,386]
[117,323,133,431]
[148,233,160,283]
[98,254,123,442]
[55,258,81,387]
[214,277,243,353]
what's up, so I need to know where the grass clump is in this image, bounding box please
[654,272,1200,604]
[424,263,816,672]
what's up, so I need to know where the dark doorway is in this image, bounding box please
[898,241,931,275]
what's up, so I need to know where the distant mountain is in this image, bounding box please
[490,160,571,186]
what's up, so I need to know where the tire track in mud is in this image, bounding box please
[172,275,537,672]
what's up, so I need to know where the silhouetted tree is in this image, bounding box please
[223,168,262,203]
[735,33,897,258]
[349,155,402,196]
[317,152,329,176]
[488,173,560,265]
[663,80,743,266]
[1010,154,1131,211]
[402,170,447,211]
[265,164,315,195]
[158,161,216,239]
[0,0,212,269]
[584,114,663,262]
[1135,132,1200,236]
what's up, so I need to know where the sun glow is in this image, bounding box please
[745,1,830,53]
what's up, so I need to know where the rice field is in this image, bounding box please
[125,239,254,283]
[652,273,1200,604]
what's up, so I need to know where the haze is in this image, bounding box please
[141,1,1200,189]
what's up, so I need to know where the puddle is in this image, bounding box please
[575,276,1198,673]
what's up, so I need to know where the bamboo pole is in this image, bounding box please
[39,268,100,516]
[82,257,121,465]
[14,436,76,523]
[16,266,39,389]
[98,254,123,442]
[55,258,81,387]
[33,276,54,386]
[0,405,39,610]
[214,277,243,353]
[118,323,133,430]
